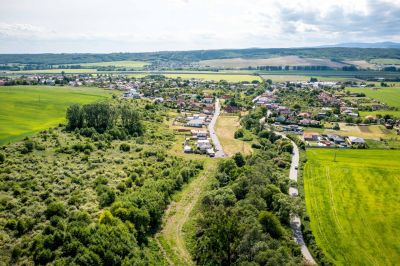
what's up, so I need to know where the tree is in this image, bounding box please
[121,106,143,136]
[258,211,284,238]
[0,153,5,164]
[233,153,245,167]
[66,104,84,130]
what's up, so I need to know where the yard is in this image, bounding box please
[214,115,252,156]
[304,149,400,265]
[0,86,112,145]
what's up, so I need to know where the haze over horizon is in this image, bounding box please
[1,0,400,53]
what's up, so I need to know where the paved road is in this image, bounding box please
[276,132,316,264]
[208,99,225,158]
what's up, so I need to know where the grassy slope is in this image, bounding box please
[215,115,252,156]
[0,86,111,145]
[304,149,400,265]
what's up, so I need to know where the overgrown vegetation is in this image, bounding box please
[0,99,203,265]
[190,108,304,265]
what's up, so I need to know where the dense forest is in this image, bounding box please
[0,99,203,265]
[190,107,305,265]
[1,47,400,64]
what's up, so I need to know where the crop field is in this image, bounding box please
[343,60,377,69]
[13,68,98,73]
[370,58,400,65]
[304,149,400,265]
[260,74,354,82]
[347,86,400,108]
[162,73,261,82]
[0,86,111,145]
[73,60,149,68]
[199,56,347,68]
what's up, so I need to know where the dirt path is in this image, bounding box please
[157,161,217,265]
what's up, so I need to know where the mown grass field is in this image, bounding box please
[304,149,400,265]
[0,86,112,145]
[215,115,252,156]
[347,86,400,108]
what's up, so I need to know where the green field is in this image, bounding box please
[347,87,400,108]
[13,68,98,73]
[370,58,400,65]
[0,86,112,145]
[73,60,149,68]
[304,149,400,265]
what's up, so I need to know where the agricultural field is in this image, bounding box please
[370,58,400,65]
[162,73,261,82]
[214,115,252,156]
[199,56,347,69]
[304,149,400,265]
[347,86,400,109]
[12,68,98,74]
[343,60,377,69]
[0,86,112,145]
[72,60,149,68]
[260,74,354,82]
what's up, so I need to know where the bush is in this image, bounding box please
[120,143,130,152]
[0,153,5,164]
[234,129,244,139]
[45,202,66,219]
[258,211,284,238]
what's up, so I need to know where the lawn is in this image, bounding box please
[347,86,400,109]
[0,86,112,145]
[215,115,252,156]
[304,149,400,265]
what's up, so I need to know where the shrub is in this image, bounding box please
[120,143,130,152]
[258,211,284,238]
[234,129,244,139]
[0,153,5,164]
[45,202,66,219]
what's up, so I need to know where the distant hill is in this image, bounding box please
[319,42,400,49]
[1,47,400,65]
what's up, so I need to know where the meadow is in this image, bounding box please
[347,86,400,109]
[214,115,252,156]
[13,69,98,73]
[0,86,112,145]
[304,149,400,265]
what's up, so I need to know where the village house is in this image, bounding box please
[197,139,212,151]
[303,132,320,141]
[347,136,365,145]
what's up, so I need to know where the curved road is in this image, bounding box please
[208,98,225,158]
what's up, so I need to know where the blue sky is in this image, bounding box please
[1,0,400,53]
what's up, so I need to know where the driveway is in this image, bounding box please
[208,99,225,158]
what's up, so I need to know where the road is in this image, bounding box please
[275,132,316,264]
[208,98,225,158]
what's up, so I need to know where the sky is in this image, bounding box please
[1,0,400,53]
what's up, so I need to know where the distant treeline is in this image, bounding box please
[1,47,400,64]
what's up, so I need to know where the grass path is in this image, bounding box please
[157,160,217,265]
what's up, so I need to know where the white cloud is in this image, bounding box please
[0,0,400,53]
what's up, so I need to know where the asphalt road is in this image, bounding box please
[275,132,316,264]
[288,138,316,265]
[208,98,225,158]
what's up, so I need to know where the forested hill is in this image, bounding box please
[1,47,400,64]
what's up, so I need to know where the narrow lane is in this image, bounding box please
[208,98,225,158]
[275,132,316,264]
